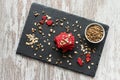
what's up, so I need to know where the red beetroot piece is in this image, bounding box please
[54,32,75,52]
[42,15,47,20]
[46,20,53,26]
[85,53,91,62]
[77,57,83,66]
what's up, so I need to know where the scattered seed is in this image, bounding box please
[48,34,51,37]
[48,58,51,62]
[88,66,91,69]
[41,49,44,51]
[72,24,75,27]
[35,47,38,50]
[34,22,37,26]
[91,63,94,65]
[63,17,66,20]
[52,23,55,27]
[49,54,52,57]
[34,12,40,17]
[47,16,51,19]
[37,23,41,26]
[79,26,82,29]
[60,23,63,26]
[38,26,42,30]
[67,60,70,63]
[77,24,79,27]
[74,29,77,32]
[39,30,42,34]
[53,30,56,33]
[41,45,43,48]
[68,54,72,59]
[74,51,78,54]
[77,34,81,37]
[34,53,36,56]
[39,55,42,58]
[32,28,36,32]
[48,42,51,45]
[43,40,46,43]
[60,19,63,22]
[42,33,45,36]
[56,19,59,22]
[31,45,33,48]
[76,21,78,24]
[75,41,79,44]
[66,21,69,24]
[60,61,62,64]
[69,63,72,65]
[55,61,58,64]
[50,29,53,33]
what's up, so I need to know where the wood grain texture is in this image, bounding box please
[0,0,120,80]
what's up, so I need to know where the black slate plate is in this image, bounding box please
[16,3,109,77]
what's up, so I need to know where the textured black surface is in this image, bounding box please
[16,3,109,77]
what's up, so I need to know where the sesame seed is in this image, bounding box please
[39,55,42,58]
[42,33,45,36]
[34,22,37,26]
[48,42,51,45]
[34,53,36,56]
[49,54,52,57]
[67,60,69,63]
[69,63,72,65]
[53,30,56,33]
[68,55,72,59]
[41,49,44,51]
[88,66,91,69]
[48,58,51,62]
[60,61,62,64]
[43,40,46,43]
[79,26,82,29]
[74,29,77,32]
[76,21,78,24]
[50,29,53,33]
[75,41,79,44]
[91,63,94,65]
[74,51,78,54]
[41,45,43,48]
[66,21,69,24]
[72,24,75,27]
[48,34,51,37]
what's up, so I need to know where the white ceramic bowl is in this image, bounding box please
[85,23,105,43]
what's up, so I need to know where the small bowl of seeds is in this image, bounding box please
[85,23,105,43]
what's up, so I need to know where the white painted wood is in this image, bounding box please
[0,0,120,80]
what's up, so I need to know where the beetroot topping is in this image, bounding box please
[54,32,75,52]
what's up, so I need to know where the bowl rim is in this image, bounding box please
[85,23,105,43]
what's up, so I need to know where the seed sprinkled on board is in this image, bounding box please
[41,49,44,52]
[34,12,40,17]
[48,42,51,45]
[88,66,91,69]
[69,63,72,65]
[48,34,51,37]
[34,53,36,56]
[67,60,70,63]
[75,41,79,44]
[48,58,51,62]
[49,54,52,57]
[74,51,78,54]
[91,63,94,65]
[39,55,42,58]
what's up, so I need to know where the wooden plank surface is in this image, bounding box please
[0,0,120,80]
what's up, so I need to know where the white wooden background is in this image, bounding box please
[0,0,120,80]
